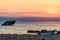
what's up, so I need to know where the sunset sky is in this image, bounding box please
[0,0,60,17]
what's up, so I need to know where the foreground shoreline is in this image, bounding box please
[0,34,59,40]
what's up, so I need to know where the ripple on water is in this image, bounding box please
[0,23,60,34]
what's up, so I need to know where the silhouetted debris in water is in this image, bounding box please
[27,30,60,35]
[57,31,60,35]
[27,30,40,33]
[1,20,16,26]
[39,30,57,35]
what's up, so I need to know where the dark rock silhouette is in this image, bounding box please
[56,31,60,35]
[27,30,59,35]
[41,30,47,33]
[1,20,16,26]
[27,30,40,33]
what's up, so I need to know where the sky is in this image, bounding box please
[0,0,60,17]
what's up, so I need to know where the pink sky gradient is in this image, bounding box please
[0,0,60,17]
[0,12,60,17]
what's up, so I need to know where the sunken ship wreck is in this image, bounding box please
[1,20,16,26]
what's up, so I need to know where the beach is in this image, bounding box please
[0,34,59,40]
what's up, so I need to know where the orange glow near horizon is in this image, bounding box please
[0,0,60,17]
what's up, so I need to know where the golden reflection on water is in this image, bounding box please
[0,23,60,34]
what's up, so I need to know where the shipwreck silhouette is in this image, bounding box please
[1,20,16,26]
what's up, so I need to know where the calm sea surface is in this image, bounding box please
[0,23,60,34]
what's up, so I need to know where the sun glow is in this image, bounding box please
[45,8,58,14]
[40,0,60,14]
[0,0,60,17]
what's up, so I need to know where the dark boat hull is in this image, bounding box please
[1,20,16,26]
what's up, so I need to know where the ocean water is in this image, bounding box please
[0,23,60,34]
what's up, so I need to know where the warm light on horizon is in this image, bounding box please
[0,0,60,17]
[45,8,58,14]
